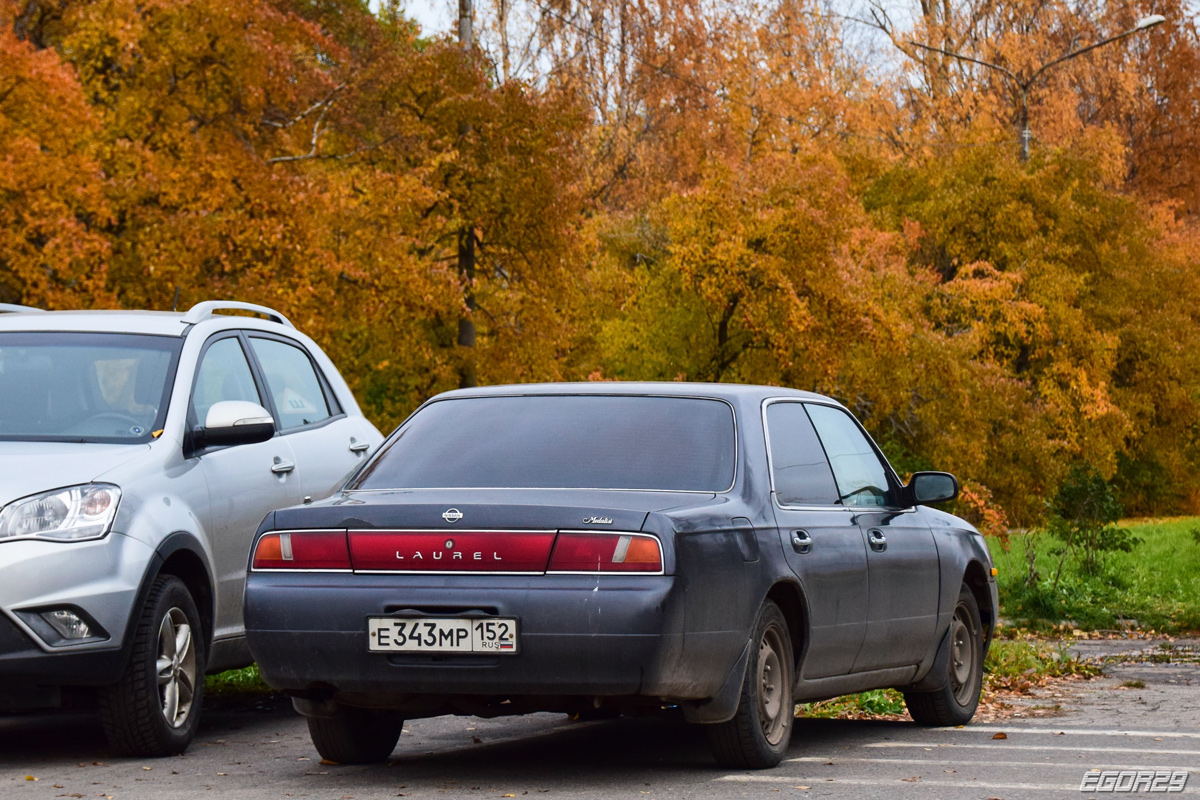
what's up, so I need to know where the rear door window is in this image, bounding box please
[248,337,334,431]
[765,402,839,505]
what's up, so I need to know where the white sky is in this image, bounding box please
[402,0,455,37]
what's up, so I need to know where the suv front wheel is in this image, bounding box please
[99,575,206,756]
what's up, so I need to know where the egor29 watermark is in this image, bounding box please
[1080,770,1190,793]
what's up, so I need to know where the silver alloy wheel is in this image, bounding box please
[757,625,789,745]
[948,606,977,705]
[156,607,196,729]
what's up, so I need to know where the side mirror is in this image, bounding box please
[907,471,959,506]
[194,401,276,450]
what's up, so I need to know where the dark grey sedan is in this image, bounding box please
[244,383,998,768]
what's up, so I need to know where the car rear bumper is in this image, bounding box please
[244,573,719,702]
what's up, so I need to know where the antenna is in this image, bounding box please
[172,286,181,312]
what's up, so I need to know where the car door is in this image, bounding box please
[190,333,303,640]
[764,400,868,679]
[245,334,369,500]
[804,403,941,672]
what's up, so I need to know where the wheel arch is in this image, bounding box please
[765,580,808,672]
[962,559,994,646]
[129,533,215,652]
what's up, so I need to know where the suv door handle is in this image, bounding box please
[868,528,887,552]
[349,439,371,454]
[271,458,296,474]
[791,530,813,555]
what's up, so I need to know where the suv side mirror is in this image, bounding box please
[907,471,959,506]
[194,401,276,450]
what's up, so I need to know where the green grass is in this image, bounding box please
[795,639,1097,719]
[989,517,1200,633]
[203,664,274,697]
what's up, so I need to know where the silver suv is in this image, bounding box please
[0,301,382,756]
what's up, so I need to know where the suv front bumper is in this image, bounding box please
[0,532,153,698]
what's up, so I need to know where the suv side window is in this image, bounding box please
[191,337,263,425]
[805,403,894,508]
[248,337,333,431]
[765,402,839,505]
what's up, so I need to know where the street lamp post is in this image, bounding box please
[909,15,1166,161]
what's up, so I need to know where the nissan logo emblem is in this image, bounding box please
[442,508,463,523]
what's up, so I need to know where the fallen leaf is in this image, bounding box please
[794,787,810,791]
[472,736,483,744]
[25,776,37,782]
[502,795,516,798]
[992,732,1008,739]
[901,776,921,782]
[217,772,227,776]
[320,759,339,765]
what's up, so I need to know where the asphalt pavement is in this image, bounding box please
[2,639,1196,799]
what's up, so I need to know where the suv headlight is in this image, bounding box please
[0,484,121,542]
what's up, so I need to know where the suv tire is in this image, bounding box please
[99,575,206,756]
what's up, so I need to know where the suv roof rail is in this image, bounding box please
[181,301,294,329]
[0,303,45,313]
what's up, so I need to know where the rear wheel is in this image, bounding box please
[307,706,405,764]
[903,584,983,726]
[707,600,794,769]
[99,575,205,756]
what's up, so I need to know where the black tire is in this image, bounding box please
[707,601,795,769]
[904,584,984,726]
[307,706,405,764]
[98,575,206,756]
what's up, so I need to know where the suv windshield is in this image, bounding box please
[0,332,181,443]
[351,394,737,492]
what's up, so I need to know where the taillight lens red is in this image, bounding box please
[547,533,663,573]
[252,531,352,570]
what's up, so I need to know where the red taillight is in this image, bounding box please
[348,531,558,572]
[547,533,663,573]
[252,531,352,570]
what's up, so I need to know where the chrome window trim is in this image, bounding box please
[762,397,916,514]
[347,393,740,495]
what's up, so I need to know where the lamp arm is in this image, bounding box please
[907,41,1022,87]
[1027,26,1148,85]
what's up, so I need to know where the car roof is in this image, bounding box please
[0,308,291,338]
[0,309,191,336]
[432,381,838,405]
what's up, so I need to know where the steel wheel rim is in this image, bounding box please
[948,606,977,705]
[156,607,196,729]
[757,625,789,745]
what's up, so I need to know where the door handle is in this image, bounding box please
[791,530,813,555]
[271,458,296,474]
[349,439,371,454]
[868,528,887,552]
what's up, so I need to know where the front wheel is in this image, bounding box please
[307,706,405,764]
[707,600,795,769]
[903,584,983,726]
[98,575,205,756]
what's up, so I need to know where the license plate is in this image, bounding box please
[367,617,519,654]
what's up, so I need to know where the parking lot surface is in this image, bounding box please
[2,640,1196,799]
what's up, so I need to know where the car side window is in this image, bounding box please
[191,337,263,426]
[765,402,840,505]
[805,404,893,508]
[248,337,333,431]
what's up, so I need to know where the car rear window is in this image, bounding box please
[351,395,737,492]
